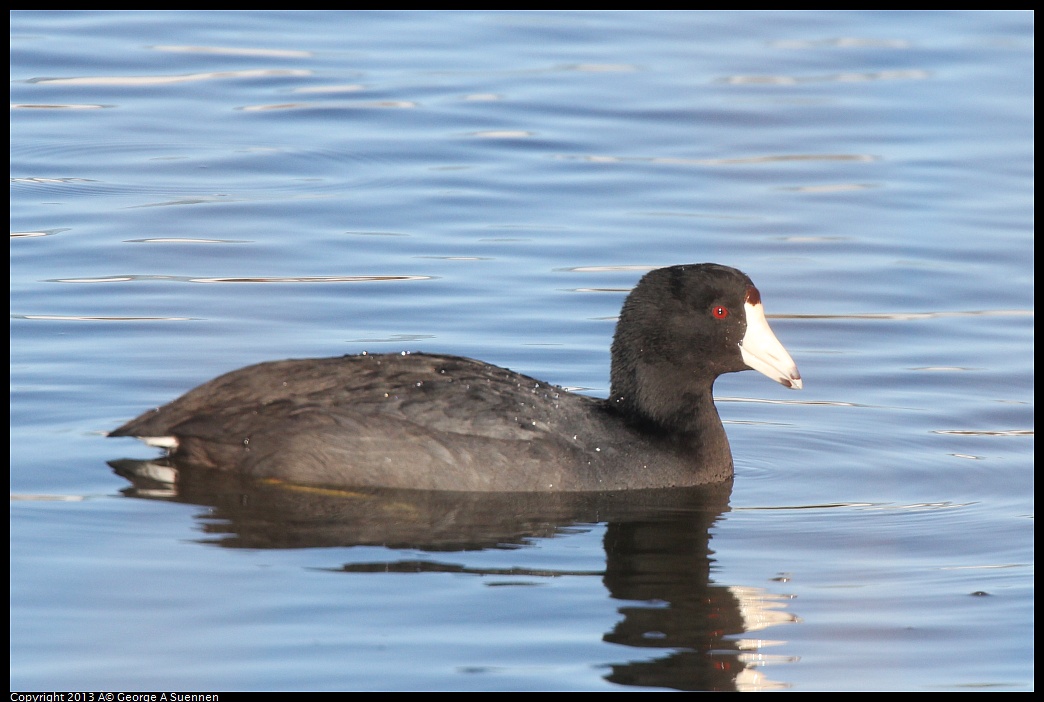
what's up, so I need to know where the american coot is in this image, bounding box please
[110,264,801,491]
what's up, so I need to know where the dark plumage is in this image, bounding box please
[110,264,801,491]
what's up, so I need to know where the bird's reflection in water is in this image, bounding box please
[112,458,797,690]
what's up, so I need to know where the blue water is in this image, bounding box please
[11,11,1033,691]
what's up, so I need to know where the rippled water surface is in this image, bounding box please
[11,11,1033,691]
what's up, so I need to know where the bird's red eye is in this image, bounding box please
[711,305,729,319]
